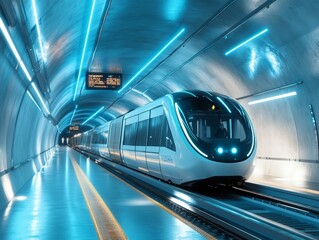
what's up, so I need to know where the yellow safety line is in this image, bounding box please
[71,158,127,240]
[100,163,216,240]
[250,178,319,195]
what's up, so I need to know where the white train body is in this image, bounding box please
[71,91,256,186]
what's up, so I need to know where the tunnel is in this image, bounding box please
[1,0,319,239]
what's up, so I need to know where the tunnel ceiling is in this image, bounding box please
[1,0,319,131]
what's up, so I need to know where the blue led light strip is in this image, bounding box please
[69,105,78,125]
[217,97,231,113]
[27,90,41,111]
[31,82,50,114]
[175,103,207,158]
[73,0,97,101]
[225,28,268,56]
[1,17,51,116]
[118,28,185,94]
[0,17,32,81]
[248,91,297,105]
[82,106,105,125]
[32,0,46,62]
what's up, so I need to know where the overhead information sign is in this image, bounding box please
[69,126,79,131]
[86,72,122,90]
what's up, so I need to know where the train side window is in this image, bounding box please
[148,116,163,146]
[161,116,176,151]
[233,119,246,141]
[123,123,138,146]
[136,119,149,146]
[102,131,108,145]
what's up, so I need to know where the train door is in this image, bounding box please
[135,111,149,172]
[146,107,163,179]
[99,123,110,159]
[121,115,138,168]
[108,116,124,164]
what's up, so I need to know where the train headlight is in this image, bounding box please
[217,147,223,154]
[231,147,238,154]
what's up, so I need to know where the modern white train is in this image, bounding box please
[70,91,256,187]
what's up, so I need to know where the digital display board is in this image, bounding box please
[86,72,122,90]
[69,126,79,131]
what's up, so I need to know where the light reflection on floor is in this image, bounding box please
[0,149,98,240]
[0,147,209,239]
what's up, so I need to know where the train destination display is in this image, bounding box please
[69,126,79,131]
[86,72,122,90]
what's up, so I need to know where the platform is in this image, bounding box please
[0,147,207,239]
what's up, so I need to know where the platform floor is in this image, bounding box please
[0,147,207,240]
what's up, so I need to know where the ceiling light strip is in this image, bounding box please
[225,28,268,56]
[69,105,78,125]
[73,0,97,101]
[27,90,42,111]
[31,0,46,62]
[31,82,50,114]
[82,106,105,125]
[118,28,185,94]
[0,17,32,81]
[248,91,297,105]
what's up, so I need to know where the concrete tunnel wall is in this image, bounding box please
[1,0,319,211]
[141,13,319,185]
[0,26,56,210]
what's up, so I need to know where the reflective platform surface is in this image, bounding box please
[0,147,206,239]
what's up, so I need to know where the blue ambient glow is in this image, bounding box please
[217,147,223,154]
[175,103,208,158]
[225,28,269,56]
[164,0,185,21]
[32,0,46,62]
[82,106,105,125]
[231,147,238,154]
[217,97,231,113]
[249,48,258,78]
[27,90,42,112]
[118,28,185,94]
[56,125,61,134]
[31,82,50,114]
[248,91,297,105]
[0,17,32,81]
[69,105,78,125]
[73,0,97,101]
[265,47,281,76]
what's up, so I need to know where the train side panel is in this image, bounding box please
[108,116,124,164]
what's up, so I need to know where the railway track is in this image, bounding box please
[77,149,319,239]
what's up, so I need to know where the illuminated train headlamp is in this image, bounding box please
[217,147,223,154]
[216,147,238,155]
[231,147,238,154]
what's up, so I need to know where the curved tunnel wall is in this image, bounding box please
[136,3,319,184]
[1,0,319,211]
[0,24,56,210]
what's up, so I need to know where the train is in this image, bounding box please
[70,90,256,187]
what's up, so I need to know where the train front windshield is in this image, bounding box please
[175,95,254,162]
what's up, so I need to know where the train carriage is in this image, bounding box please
[71,91,256,186]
